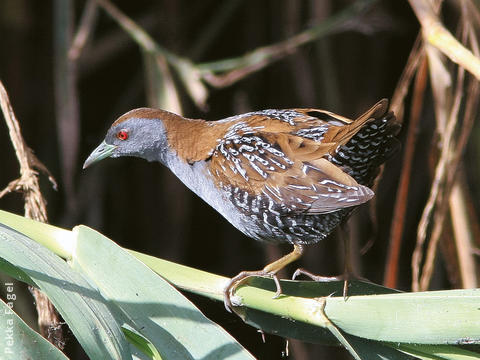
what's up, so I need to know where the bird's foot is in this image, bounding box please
[292,268,369,299]
[223,244,304,312]
[223,269,282,313]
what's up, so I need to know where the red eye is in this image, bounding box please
[117,130,129,140]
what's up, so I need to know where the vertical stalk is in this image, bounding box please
[54,0,80,215]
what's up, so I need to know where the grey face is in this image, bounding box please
[83,117,168,168]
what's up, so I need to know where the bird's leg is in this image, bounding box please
[292,233,361,299]
[224,244,304,312]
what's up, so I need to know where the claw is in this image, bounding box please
[223,274,248,312]
[223,270,284,311]
[223,291,233,313]
[271,274,282,299]
[291,268,302,281]
[223,244,304,312]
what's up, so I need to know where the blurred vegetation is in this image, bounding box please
[0,0,479,359]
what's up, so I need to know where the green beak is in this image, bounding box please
[83,141,117,169]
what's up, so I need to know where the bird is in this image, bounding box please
[83,99,400,310]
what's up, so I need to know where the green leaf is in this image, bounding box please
[122,325,163,360]
[345,334,416,360]
[0,210,73,259]
[0,223,131,360]
[394,344,480,360]
[0,210,479,359]
[70,225,255,360]
[324,289,480,344]
[0,297,68,360]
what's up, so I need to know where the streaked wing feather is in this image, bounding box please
[208,106,378,214]
[269,158,374,214]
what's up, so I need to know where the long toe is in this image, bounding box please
[270,274,283,299]
[292,267,374,298]
[223,286,234,313]
[292,268,344,282]
[223,269,285,311]
[223,274,248,312]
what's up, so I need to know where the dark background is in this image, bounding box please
[0,1,478,359]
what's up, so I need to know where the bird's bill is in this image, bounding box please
[83,141,117,169]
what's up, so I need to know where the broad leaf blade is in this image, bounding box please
[0,209,73,259]
[395,344,480,360]
[70,225,254,360]
[0,298,68,360]
[0,224,131,360]
[325,289,480,344]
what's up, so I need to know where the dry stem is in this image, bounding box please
[0,80,62,348]
[384,55,427,288]
[409,0,480,81]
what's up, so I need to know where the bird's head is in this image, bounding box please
[83,108,178,169]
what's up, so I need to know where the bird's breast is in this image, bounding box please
[164,150,257,236]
